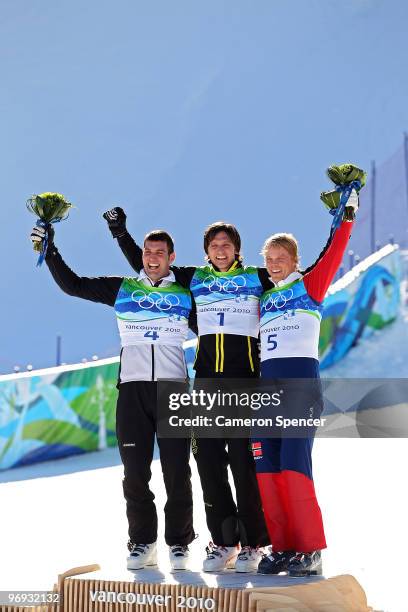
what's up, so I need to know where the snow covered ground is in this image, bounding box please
[1,437,407,612]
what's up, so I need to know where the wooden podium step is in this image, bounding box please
[0,564,374,611]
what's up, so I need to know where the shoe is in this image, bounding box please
[127,541,157,570]
[202,543,239,572]
[287,550,322,577]
[169,545,190,571]
[257,549,295,575]
[234,546,265,573]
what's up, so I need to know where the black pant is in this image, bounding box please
[193,436,269,547]
[116,382,194,546]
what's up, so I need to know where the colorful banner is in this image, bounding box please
[0,360,119,470]
[0,246,401,470]
[319,245,401,369]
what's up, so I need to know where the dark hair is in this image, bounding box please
[144,230,174,254]
[203,222,241,255]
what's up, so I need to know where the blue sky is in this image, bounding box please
[1,0,408,372]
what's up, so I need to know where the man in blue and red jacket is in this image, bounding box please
[254,189,359,576]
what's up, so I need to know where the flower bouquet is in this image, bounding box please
[27,192,73,265]
[320,163,366,224]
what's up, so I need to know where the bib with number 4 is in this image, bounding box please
[115,278,192,346]
[260,278,323,361]
[190,265,263,338]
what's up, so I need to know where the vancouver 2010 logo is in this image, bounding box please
[131,290,181,311]
[262,288,294,311]
[202,275,246,293]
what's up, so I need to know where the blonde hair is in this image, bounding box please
[260,233,300,266]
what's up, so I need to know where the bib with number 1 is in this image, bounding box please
[190,266,263,337]
[260,278,323,361]
[115,278,192,346]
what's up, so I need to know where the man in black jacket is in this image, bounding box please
[31,224,195,571]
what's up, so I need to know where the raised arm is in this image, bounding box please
[103,207,144,273]
[103,207,196,287]
[116,231,144,273]
[31,225,121,306]
[303,219,354,303]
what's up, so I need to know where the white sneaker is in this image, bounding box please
[234,546,265,573]
[202,543,239,572]
[169,545,190,571]
[127,542,157,570]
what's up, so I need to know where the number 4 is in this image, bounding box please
[144,331,159,341]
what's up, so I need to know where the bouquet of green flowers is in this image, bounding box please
[27,192,73,265]
[320,163,366,224]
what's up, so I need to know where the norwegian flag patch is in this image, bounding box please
[252,441,263,459]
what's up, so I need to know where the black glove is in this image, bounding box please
[103,206,127,238]
[30,223,55,253]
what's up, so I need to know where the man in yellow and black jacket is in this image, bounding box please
[104,208,271,572]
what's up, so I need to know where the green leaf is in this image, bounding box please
[326,164,366,189]
[35,195,45,219]
[320,189,340,210]
[26,192,73,222]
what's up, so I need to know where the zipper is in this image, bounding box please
[151,345,155,381]
[118,347,123,383]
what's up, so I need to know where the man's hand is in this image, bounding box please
[103,206,127,238]
[344,188,359,221]
[30,224,54,252]
[347,189,359,212]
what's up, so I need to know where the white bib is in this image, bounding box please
[115,277,192,347]
[190,265,263,338]
[260,278,323,361]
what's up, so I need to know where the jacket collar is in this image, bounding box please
[209,259,242,273]
[271,270,303,287]
[139,268,176,285]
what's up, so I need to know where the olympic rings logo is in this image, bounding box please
[202,275,247,293]
[131,290,181,311]
[262,288,294,311]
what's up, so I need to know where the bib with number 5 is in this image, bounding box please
[260,279,323,361]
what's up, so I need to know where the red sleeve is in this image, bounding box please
[303,220,354,303]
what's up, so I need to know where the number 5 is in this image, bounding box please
[267,333,278,350]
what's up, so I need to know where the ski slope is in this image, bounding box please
[1,283,408,611]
